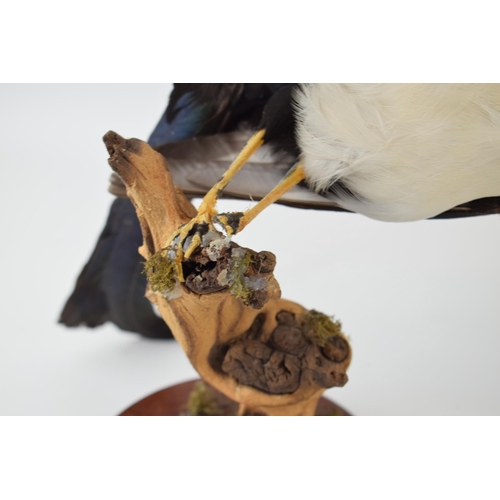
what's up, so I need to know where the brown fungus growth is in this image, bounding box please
[182,238,280,309]
[218,310,351,395]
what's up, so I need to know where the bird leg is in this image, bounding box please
[196,129,266,219]
[164,129,266,279]
[215,163,307,236]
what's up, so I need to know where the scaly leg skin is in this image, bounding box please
[215,163,306,236]
[165,129,266,281]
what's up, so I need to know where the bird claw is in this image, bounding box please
[213,212,244,236]
[165,216,213,281]
[166,211,244,282]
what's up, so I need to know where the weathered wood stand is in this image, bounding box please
[105,131,352,416]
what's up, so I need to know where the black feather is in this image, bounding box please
[59,198,172,339]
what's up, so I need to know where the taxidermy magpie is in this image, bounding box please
[60,83,500,338]
[60,84,297,338]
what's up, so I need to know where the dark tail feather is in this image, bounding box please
[59,198,173,339]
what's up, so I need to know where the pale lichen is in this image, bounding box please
[299,310,343,347]
[205,235,231,261]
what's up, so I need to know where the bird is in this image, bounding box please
[60,83,500,338]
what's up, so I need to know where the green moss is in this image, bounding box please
[185,382,222,416]
[143,250,177,294]
[227,250,255,303]
[300,310,343,347]
[326,408,344,416]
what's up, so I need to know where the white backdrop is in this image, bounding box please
[1,84,499,415]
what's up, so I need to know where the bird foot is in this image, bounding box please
[165,213,217,281]
[213,212,245,236]
[165,210,248,283]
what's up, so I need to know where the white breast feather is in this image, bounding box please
[295,84,500,221]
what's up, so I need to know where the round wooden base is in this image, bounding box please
[119,379,351,416]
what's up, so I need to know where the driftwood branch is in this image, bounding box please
[104,131,351,416]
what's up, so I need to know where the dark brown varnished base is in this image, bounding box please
[119,379,351,416]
